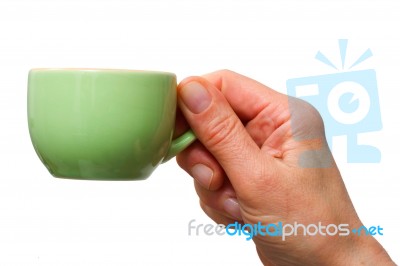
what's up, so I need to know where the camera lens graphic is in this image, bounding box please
[327,81,371,125]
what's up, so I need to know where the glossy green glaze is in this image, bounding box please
[28,69,195,180]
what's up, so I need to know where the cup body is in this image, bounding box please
[28,69,177,180]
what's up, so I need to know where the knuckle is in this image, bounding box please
[214,69,234,76]
[176,145,195,171]
[289,96,326,134]
[207,69,235,88]
[302,101,325,133]
[176,154,189,172]
[220,69,236,76]
[199,200,213,216]
[176,153,185,166]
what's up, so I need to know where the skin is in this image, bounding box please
[175,70,395,265]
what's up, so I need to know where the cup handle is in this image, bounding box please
[162,129,196,163]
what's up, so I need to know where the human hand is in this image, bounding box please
[175,70,394,265]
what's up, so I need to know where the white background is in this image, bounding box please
[1,0,399,265]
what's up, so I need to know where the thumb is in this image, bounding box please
[177,77,263,188]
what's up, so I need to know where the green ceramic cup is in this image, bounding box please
[28,69,196,180]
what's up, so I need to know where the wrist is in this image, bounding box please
[323,231,394,265]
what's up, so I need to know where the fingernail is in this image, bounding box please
[224,198,242,220]
[191,164,213,189]
[180,81,212,114]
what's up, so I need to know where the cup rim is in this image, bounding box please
[29,68,175,76]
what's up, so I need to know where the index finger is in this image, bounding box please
[202,70,288,124]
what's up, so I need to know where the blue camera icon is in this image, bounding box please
[287,69,382,164]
